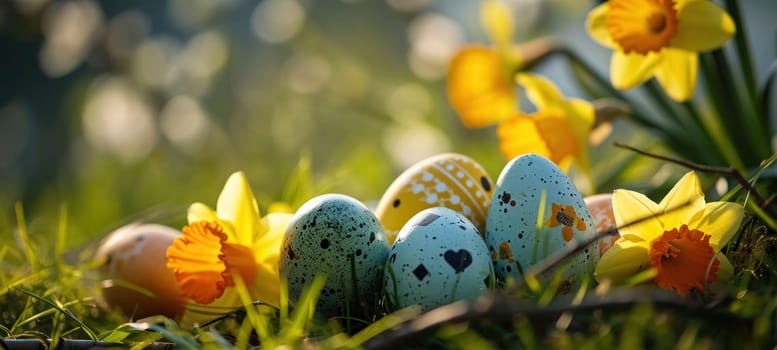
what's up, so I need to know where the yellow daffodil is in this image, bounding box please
[496,73,595,181]
[166,171,292,324]
[586,0,735,101]
[595,171,743,296]
[447,0,520,128]
[447,44,518,128]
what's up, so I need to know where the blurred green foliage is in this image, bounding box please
[2,1,777,348]
[1,0,776,280]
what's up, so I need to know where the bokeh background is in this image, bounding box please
[1,0,775,251]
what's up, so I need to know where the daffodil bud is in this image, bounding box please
[510,37,560,71]
[590,98,630,145]
[592,98,630,128]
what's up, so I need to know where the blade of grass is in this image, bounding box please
[0,324,10,338]
[0,271,46,296]
[281,274,326,342]
[56,204,68,263]
[723,0,758,104]
[16,288,97,340]
[145,324,199,350]
[14,202,38,271]
[345,307,420,348]
[232,274,272,348]
[132,316,199,349]
[642,80,725,167]
[760,60,777,125]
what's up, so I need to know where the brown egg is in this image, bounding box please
[95,223,185,319]
[584,193,620,256]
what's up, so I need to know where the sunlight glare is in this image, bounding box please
[82,76,157,164]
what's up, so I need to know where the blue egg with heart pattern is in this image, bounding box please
[383,207,494,311]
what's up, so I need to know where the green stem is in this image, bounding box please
[706,50,768,166]
[723,0,759,102]
[714,50,770,161]
[679,100,731,166]
[642,81,722,166]
[699,52,752,171]
[760,60,777,127]
[680,100,745,169]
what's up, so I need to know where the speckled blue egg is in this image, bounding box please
[280,194,389,318]
[485,154,599,288]
[384,207,494,311]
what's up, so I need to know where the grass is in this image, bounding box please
[1,188,777,349]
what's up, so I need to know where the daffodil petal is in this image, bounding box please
[268,201,295,214]
[497,114,579,171]
[612,189,663,242]
[249,260,281,308]
[188,202,238,239]
[516,73,564,112]
[563,98,595,179]
[710,252,733,287]
[246,213,292,307]
[654,49,698,101]
[594,239,650,284]
[481,0,514,49]
[179,288,242,327]
[689,201,744,249]
[254,213,291,263]
[657,172,705,229]
[447,45,517,128]
[585,3,615,48]
[497,115,551,162]
[610,50,660,90]
[187,202,218,224]
[217,171,267,246]
[566,99,595,128]
[674,0,700,9]
[672,0,735,52]
[566,98,595,146]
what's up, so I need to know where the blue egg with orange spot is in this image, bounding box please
[484,154,599,289]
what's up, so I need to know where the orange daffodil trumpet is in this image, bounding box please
[586,0,736,101]
[595,171,744,296]
[166,171,292,323]
[497,74,595,183]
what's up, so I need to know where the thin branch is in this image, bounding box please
[196,300,276,329]
[362,287,750,350]
[763,193,777,209]
[613,141,774,216]
[0,338,175,350]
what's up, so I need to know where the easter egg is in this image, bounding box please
[584,193,620,255]
[485,154,599,287]
[280,194,390,318]
[375,153,494,244]
[95,223,186,319]
[384,207,494,311]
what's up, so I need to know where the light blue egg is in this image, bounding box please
[384,207,494,311]
[484,154,599,288]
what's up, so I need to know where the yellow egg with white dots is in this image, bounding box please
[375,153,494,244]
